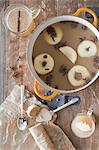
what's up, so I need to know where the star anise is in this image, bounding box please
[59,65,69,76]
[45,74,53,85]
[54,85,59,89]
[46,26,57,41]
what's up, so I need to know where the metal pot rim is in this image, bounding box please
[27,15,99,93]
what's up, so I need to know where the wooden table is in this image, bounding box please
[0,0,99,150]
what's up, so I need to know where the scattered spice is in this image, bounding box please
[16,56,21,62]
[12,71,19,78]
[19,52,26,59]
[10,66,17,71]
[46,26,57,41]
[10,62,23,79]
[59,64,69,76]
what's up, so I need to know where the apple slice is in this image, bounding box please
[77,40,97,57]
[44,24,63,45]
[59,46,77,64]
[68,65,90,87]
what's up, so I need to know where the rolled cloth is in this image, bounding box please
[29,123,55,150]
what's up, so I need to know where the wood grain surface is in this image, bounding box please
[0,0,99,150]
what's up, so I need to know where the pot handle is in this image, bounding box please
[73,7,98,27]
[34,80,60,101]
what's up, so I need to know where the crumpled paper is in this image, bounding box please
[0,86,27,149]
[0,85,40,150]
[0,85,76,150]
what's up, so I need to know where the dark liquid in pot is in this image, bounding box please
[32,21,99,91]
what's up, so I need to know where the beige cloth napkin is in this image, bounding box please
[0,85,76,150]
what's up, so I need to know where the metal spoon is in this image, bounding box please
[17,85,28,131]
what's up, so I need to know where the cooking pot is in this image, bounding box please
[27,8,99,101]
